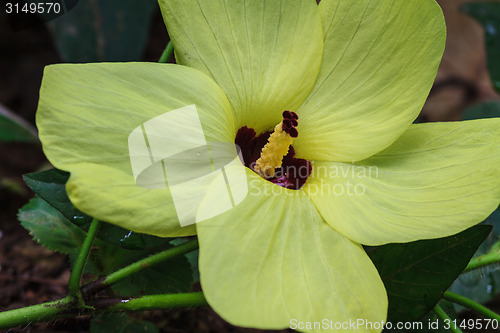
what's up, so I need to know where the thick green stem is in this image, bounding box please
[0,297,76,330]
[100,292,207,312]
[433,304,463,333]
[158,41,174,63]
[0,292,207,330]
[82,239,199,297]
[443,291,500,321]
[68,218,100,304]
[464,251,500,273]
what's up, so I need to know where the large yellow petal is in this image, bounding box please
[295,0,446,162]
[160,0,323,133]
[305,119,500,246]
[37,63,234,237]
[197,172,387,332]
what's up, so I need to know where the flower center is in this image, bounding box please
[254,111,299,179]
[235,111,312,190]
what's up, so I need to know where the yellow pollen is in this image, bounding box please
[254,121,294,179]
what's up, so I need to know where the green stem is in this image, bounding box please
[0,297,76,330]
[158,41,174,63]
[68,218,100,304]
[433,304,463,333]
[464,251,500,273]
[82,239,199,297]
[443,291,500,321]
[99,292,207,312]
[0,292,207,330]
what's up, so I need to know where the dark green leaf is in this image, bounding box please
[462,101,500,120]
[18,196,85,255]
[99,241,193,296]
[97,223,170,251]
[24,168,92,226]
[171,238,199,283]
[461,2,500,92]
[450,209,500,304]
[185,249,200,283]
[91,313,158,333]
[44,0,157,62]
[110,259,193,297]
[383,300,457,332]
[368,225,491,323]
[0,105,37,142]
[23,168,170,250]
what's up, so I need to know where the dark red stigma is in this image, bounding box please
[235,124,311,190]
[281,111,298,138]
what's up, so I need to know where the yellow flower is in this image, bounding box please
[36,0,500,332]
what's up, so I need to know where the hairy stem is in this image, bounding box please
[0,297,76,330]
[0,292,207,330]
[443,291,500,321]
[464,251,500,273]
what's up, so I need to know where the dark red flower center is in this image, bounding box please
[235,124,312,190]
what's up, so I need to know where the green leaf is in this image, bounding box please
[449,210,500,305]
[24,168,91,226]
[91,313,158,333]
[23,168,170,250]
[171,238,199,283]
[0,104,37,142]
[18,196,85,255]
[383,300,458,332]
[461,2,500,92]
[90,240,193,296]
[368,224,492,323]
[463,101,500,120]
[45,0,157,62]
[110,256,193,297]
[97,223,170,251]
[185,249,200,283]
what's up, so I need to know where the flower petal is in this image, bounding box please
[159,0,323,133]
[295,0,446,162]
[197,172,387,331]
[305,119,500,246]
[37,63,235,237]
